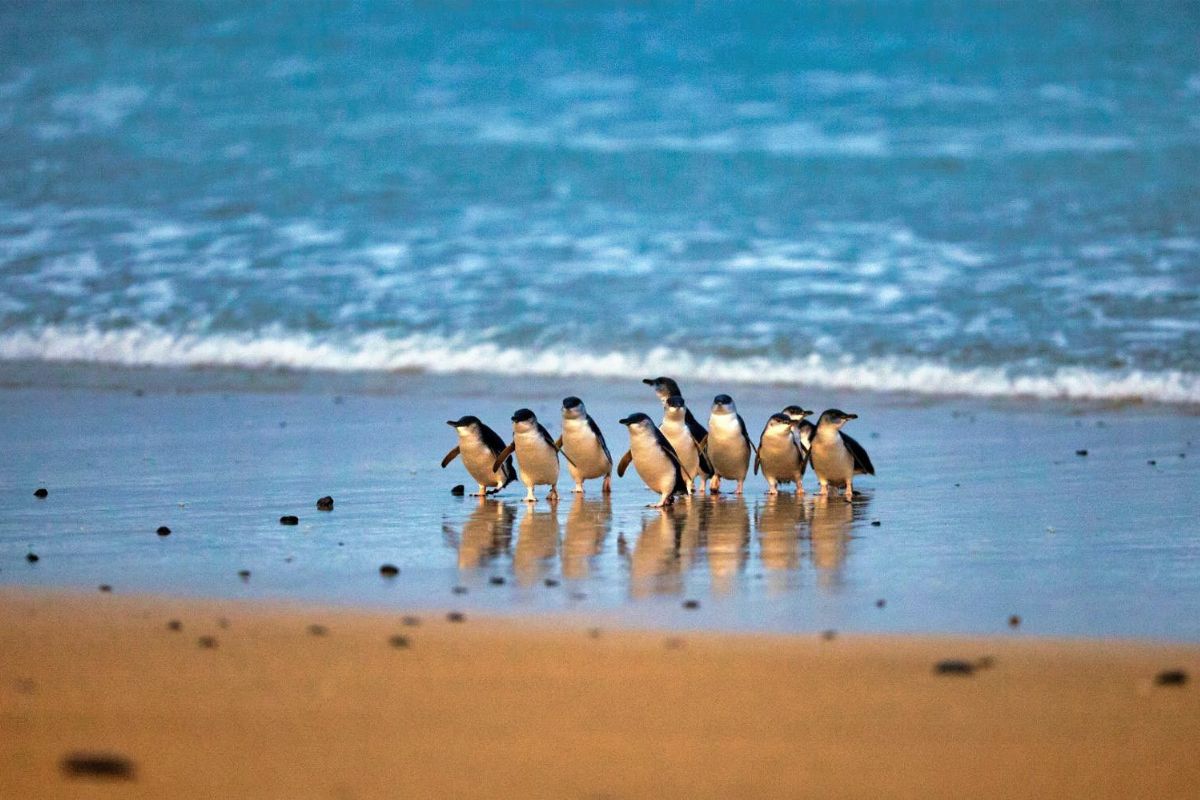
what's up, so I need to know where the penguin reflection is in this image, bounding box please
[514,503,560,586]
[755,494,806,594]
[455,498,515,570]
[807,493,870,589]
[562,495,611,580]
[705,495,751,596]
[630,508,689,598]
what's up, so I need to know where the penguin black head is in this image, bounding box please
[781,405,814,419]
[767,413,793,428]
[511,408,536,424]
[817,408,858,428]
[619,413,653,427]
[665,395,686,409]
[446,416,481,429]
[562,396,586,419]
[712,394,735,411]
[562,396,582,409]
[643,376,682,401]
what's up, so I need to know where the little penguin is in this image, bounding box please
[659,395,713,494]
[442,416,516,496]
[754,413,807,495]
[642,376,709,439]
[616,413,688,507]
[781,405,816,452]
[704,394,756,494]
[493,409,561,503]
[809,409,875,500]
[558,396,613,494]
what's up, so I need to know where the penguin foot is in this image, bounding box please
[547,487,559,502]
[735,481,745,495]
[572,485,584,494]
[602,475,612,494]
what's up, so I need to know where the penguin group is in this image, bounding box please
[442,376,874,507]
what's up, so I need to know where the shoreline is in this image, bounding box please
[3,588,1198,798]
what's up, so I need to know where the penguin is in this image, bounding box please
[616,412,688,507]
[442,416,517,496]
[809,409,875,500]
[642,376,710,442]
[557,396,613,494]
[492,409,561,503]
[659,395,713,494]
[781,405,816,452]
[754,413,807,495]
[703,394,756,494]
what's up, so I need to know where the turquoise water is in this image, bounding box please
[1,2,1199,403]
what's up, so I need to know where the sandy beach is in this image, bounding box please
[2,588,1197,799]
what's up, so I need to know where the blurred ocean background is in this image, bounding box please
[1,1,1198,404]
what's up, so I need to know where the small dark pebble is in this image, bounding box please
[308,624,328,637]
[197,635,218,649]
[61,753,136,781]
[402,615,421,626]
[279,515,299,525]
[451,585,468,595]
[26,552,39,563]
[379,564,399,577]
[1075,449,1088,456]
[682,599,700,610]
[821,629,837,641]
[388,635,409,649]
[489,575,506,586]
[543,578,560,588]
[1147,459,1157,466]
[167,620,182,631]
[337,541,344,546]
[34,487,48,498]
[98,584,112,593]
[447,611,465,623]
[1154,670,1188,687]
[934,659,975,676]
[316,495,334,511]
[870,520,881,527]
[237,570,250,581]
[450,484,465,496]
[1008,615,1021,628]
[156,526,171,536]
[875,599,886,608]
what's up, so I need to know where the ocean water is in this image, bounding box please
[1,2,1199,404]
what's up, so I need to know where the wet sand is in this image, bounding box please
[2,588,1197,799]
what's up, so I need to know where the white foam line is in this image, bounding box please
[1,326,1197,406]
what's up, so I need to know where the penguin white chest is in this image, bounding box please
[459,436,502,485]
[758,434,801,480]
[659,418,700,477]
[514,429,559,485]
[561,418,610,479]
[630,434,678,494]
[707,414,749,478]
[810,433,855,485]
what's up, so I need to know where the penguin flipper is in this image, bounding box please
[737,414,757,455]
[617,450,633,477]
[697,446,714,477]
[440,445,460,468]
[841,432,875,476]
[492,442,516,474]
[753,453,760,475]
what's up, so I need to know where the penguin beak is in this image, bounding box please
[803,409,815,417]
[445,420,459,427]
[618,416,633,426]
[641,378,655,386]
[844,413,858,420]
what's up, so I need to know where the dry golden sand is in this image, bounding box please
[2,590,1197,799]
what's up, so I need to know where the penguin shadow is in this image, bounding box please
[562,494,611,581]
[629,507,692,599]
[703,495,751,596]
[513,502,560,587]
[445,498,515,570]
[755,494,807,593]
[806,493,871,589]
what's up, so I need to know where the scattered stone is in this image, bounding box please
[279,515,299,525]
[402,615,421,626]
[447,611,465,623]
[489,575,506,586]
[682,599,700,610]
[543,578,560,588]
[821,629,837,641]
[1075,449,1088,456]
[870,520,882,527]
[451,585,468,595]
[25,553,39,563]
[1147,459,1157,466]
[197,635,218,649]
[156,526,171,536]
[98,584,112,593]
[1008,615,1021,628]
[60,753,136,781]
[1154,670,1188,687]
[450,484,465,496]
[934,659,975,676]
[166,620,182,631]
[308,624,328,637]
[388,635,409,649]
[33,487,48,498]
[379,564,399,577]
[237,570,250,581]
[875,599,886,608]
[316,496,334,511]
